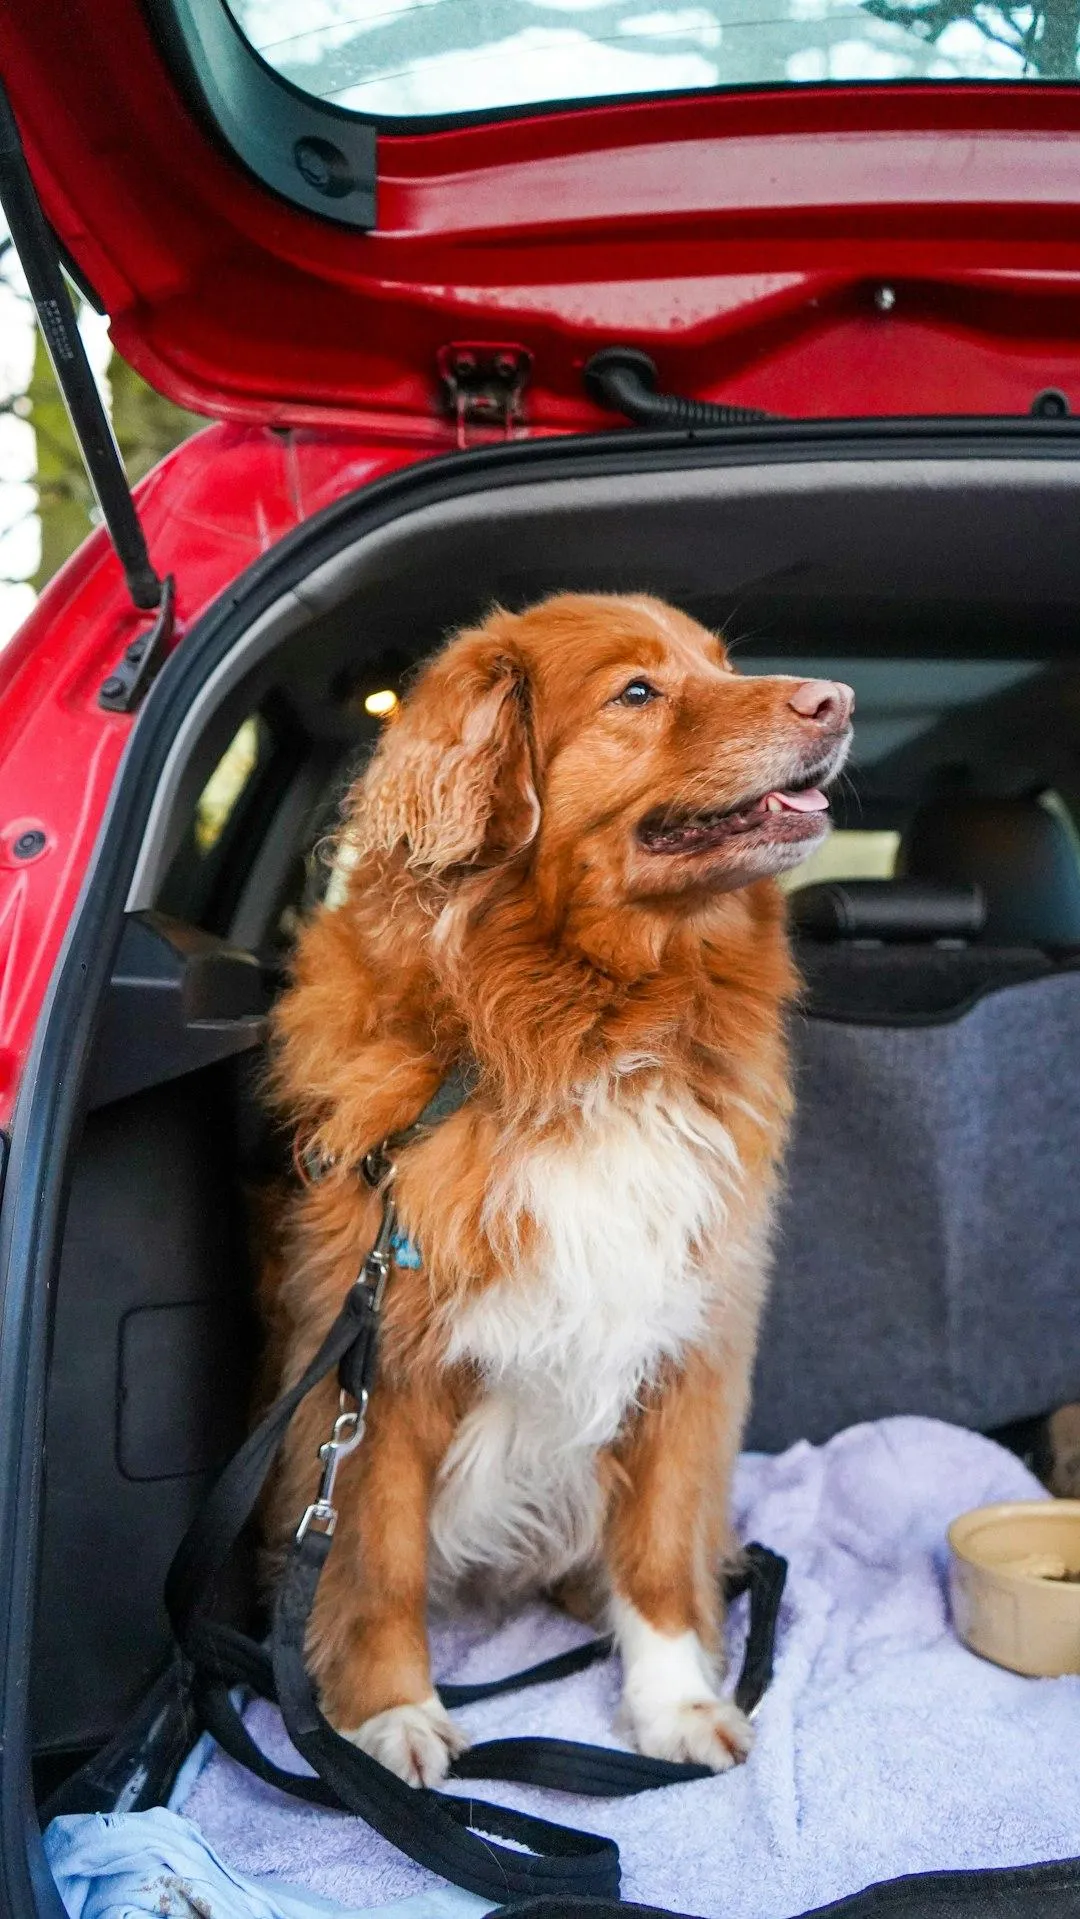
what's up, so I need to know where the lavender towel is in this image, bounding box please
[178,1417,1080,1917]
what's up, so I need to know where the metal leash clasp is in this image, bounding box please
[295,1146,397,1545]
[359,1170,397,1312]
[296,1389,368,1542]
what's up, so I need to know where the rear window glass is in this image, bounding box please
[781,829,900,891]
[195,716,263,854]
[225,0,1080,120]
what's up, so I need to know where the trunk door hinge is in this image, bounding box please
[437,344,533,449]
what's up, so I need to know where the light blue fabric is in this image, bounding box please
[166,1729,216,1813]
[43,1808,492,1919]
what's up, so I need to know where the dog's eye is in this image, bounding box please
[615,679,659,708]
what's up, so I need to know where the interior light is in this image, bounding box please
[364,688,398,717]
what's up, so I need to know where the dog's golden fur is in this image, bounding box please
[262,593,851,1785]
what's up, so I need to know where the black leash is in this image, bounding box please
[166,1074,788,1905]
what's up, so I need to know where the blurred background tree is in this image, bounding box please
[859,0,1080,75]
[0,218,204,638]
[25,314,204,594]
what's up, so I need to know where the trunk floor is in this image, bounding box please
[123,1416,1080,1916]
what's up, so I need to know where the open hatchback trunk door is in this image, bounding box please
[6,0,1080,437]
[6,8,1080,1919]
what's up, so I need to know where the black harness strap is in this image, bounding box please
[296,1062,480,1190]
[166,1072,788,1905]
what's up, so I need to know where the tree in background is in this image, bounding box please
[860,0,1080,76]
[26,324,204,594]
[0,228,204,605]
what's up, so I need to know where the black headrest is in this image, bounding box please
[899,798,1080,947]
[790,879,985,943]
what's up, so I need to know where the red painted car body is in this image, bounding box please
[4,0,1080,1120]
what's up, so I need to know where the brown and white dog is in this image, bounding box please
[264,593,852,1789]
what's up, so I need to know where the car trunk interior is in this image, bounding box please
[27,441,1080,1834]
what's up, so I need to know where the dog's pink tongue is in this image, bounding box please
[768,787,829,812]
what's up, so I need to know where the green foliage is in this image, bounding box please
[109,352,205,488]
[27,328,92,592]
[27,326,204,591]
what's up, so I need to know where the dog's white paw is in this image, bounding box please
[341,1695,469,1787]
[613,1602,753,1774]
[626,1694,753,1772]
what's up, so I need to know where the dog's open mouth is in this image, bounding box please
[639,780,830,856]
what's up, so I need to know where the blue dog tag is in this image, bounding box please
[390,1229,423,1269]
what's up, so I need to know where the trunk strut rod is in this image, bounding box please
[0,75,164,614]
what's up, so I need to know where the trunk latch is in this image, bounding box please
[437,344,532,449]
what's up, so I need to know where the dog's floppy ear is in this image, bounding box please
[353,625,538,874]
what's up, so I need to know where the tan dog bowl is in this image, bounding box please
[948,1500,1080,1676]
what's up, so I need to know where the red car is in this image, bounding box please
[4,2,1080,1914]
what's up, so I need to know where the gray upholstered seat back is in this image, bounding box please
[748,969,1080,1452]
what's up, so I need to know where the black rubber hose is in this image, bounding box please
[584,346,778,427]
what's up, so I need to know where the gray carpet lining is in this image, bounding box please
[749,969,1080,1451]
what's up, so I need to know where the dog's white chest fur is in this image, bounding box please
[428,1080,741,1592]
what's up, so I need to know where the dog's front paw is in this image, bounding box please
[340,1695,469,1787]
[626,1695,753,1772]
